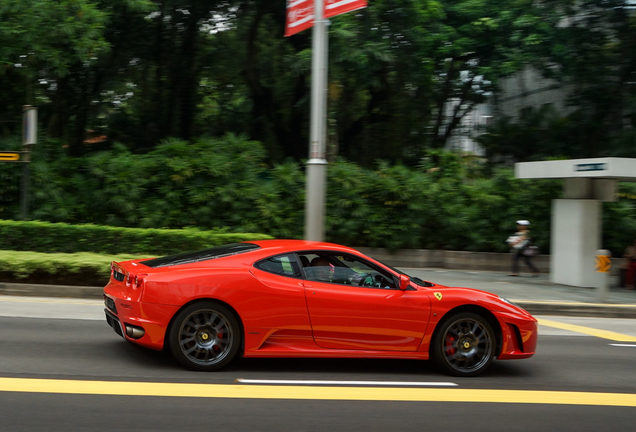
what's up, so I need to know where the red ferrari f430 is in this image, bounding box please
[104,240,537,376]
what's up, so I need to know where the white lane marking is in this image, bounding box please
[609,344,636,347]
[235,379,458,387]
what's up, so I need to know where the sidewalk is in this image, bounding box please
[1,268,636,318]
[405,268,636,318]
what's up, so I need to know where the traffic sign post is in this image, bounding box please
[324,0,367,18]
[595,249,612,302]
[285,0,367,241]
[0,107,37,219]
[304,0,329,241]
[0,152,23,162]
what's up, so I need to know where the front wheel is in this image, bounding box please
[431,312,496,377]
[168,301,241,371]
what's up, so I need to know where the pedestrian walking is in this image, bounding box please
[506,220,539,277]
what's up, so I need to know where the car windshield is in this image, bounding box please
[373,258,435,287]
[141,243,260,268]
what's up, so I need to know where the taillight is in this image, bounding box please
[111,262,126,283]
[133,273,147,290]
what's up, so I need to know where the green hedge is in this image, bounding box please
[1,135,635,255]
[0,220,273,255]
[0,250,140,285]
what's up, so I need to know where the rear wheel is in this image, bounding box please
[431,312,495,377]
[168,301,241,371]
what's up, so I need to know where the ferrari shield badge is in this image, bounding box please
[434,292,442,301]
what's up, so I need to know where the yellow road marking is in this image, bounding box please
[538,318,636,342]
[0,378,636,406]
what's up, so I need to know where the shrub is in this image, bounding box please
[0,220,273,255]
[2,135,635,256]
[0,250,140,285]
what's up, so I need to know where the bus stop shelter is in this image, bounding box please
[515,158,636,288]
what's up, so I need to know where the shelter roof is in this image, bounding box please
[515,158,636,181]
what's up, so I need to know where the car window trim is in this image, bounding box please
[253,253,303,279]
[141,243,261,268]
[295,250,400,290]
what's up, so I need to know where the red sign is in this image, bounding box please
[286,0,368,36]
[324,0,367,19]
[285,0,315,37]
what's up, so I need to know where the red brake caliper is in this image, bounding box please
[445,335,456,355]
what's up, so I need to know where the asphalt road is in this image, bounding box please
[0,296,635,431]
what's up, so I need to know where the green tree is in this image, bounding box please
[191,0,563,164]
[480,1,636,161]
[0,0,156,152]
[0,0,110,100]
[549,1,636,157]
[0,0,110,147]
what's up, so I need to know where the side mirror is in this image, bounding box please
[398,274,410,290]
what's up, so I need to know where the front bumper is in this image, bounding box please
[497,312,538,360]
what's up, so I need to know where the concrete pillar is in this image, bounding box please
[550,199,603,287]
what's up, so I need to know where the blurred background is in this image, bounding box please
[0,0,635,256]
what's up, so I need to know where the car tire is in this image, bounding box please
[168,301,241,372]
[431,312,496,377]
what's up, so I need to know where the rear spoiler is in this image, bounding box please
[110,261,150,289]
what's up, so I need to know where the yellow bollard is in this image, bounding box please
[595,249,612,302]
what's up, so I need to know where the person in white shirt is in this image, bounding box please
[506,220,539,277]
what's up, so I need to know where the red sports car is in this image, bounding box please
[103,240,537,377]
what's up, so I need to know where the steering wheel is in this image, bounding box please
[373,273,392,288]
[352,273,374,287]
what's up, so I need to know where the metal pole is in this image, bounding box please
[20,162,29,220]
[20,105,37,220]
[304,0,329,241]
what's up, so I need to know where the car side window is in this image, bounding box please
[255,254,302,278]
[298,252,397,289]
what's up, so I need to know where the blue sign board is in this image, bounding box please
[575,163,607,172]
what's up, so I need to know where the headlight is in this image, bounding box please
[499,296,521,308]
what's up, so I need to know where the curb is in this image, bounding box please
[2,282,636,319]
[513,301,636,319]
[0,282,103,300]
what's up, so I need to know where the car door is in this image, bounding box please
[300,251,431,352]
[249,253,313,334]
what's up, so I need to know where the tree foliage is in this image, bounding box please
[481,1,636,160]
[1,1,635,256]
[2,134,634,254]
[0,0,587,163]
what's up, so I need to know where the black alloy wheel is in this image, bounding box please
[432,312,496,377]
[168,301,241,371]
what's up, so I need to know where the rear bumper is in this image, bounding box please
[105,309,125,339]
[103,291,179,351]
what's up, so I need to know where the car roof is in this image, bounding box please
[136,240,364,270]
[246,239,359,254]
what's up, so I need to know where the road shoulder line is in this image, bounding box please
[1,378,636,406]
